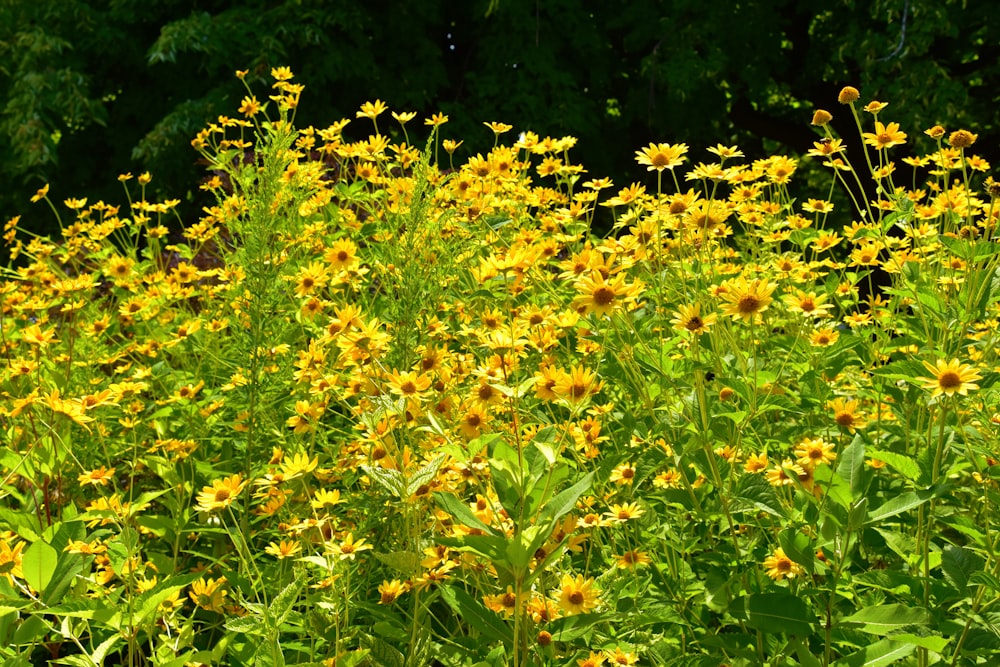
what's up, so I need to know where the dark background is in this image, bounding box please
[2,0,997,238]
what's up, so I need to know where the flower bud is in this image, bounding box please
[811,109,833,126]
[948,129,978,149]
[837,86,860,104]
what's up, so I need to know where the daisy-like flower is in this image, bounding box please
[552,364,603,405]
[195,474,247,513]
[356,99,388,120]
[609,462,636,486]
[794,437,836,470]
[378,579,410,604]
[809,326,840,347]
[719,276,776,322]
[572,270,643,317]
[744,452,768,473]
[327,532,373,560]
[828,397,865,431]
[189,576,228,612]
[919,358,982,398]
[0,537,25,584]
[783,290,834,318]
[604,501,644,523]
[763,547,805,580]
[604,648,639,665]
[671,303,717,334]
[615,550,652,569]
[578,652,606,667]
[78,466,116,487]
[634,142,688,171]
[862,121,907,150]
[265,540,302,559]
[766,460,805,487]
[557,574,599,615]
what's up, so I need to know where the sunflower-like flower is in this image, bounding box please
[862,121,907,150]
[634,142,688,172]
[794,437,836,471]
[671,303,717,335]
[556,574,600,615]
[763,547,805,580]
[919,358,981,398]
[195,474,247,513]
[719,276,776,322]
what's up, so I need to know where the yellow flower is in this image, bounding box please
[634,142,688,171]
[356,99,388,120]
[577,652,606,667]
[556,574,599,615]
[919,358,981,398]
[78,466,116,487]
[609,462,636,486]
[552,364,603,406]
[719,276,776,322]
[195,474,247,513]
[572,270,643,317]
[670,303,717,334]
[265,540,302,560]
[378,579,410,604]
[30,184,49,203]
[604,501,644,523]
[862,121,907,150]
[828,397,865,432]
[794,437,836,470]
[763,547,805,580]
[386,369,432,401]
[615,550,651,569]
[809,327,840,346]
[279,451,319,480]
[327,532,372,560]
[189,576,228,612]
[0,538,25,584]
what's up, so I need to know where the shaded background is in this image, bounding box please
[2,0,998,238]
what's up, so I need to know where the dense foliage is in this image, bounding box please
[2,68,1000,666]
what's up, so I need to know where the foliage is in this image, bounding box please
[3,69,1000,666]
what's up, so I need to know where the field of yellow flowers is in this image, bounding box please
[3,70,1000,667]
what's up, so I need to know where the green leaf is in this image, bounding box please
[127,572,202,627]
[837,436,869,499]
[268,578,302,628]
[432,492,495,534]
[839,604,932,634]
[21,540,58,594]
[833,638,916,667]
[941,545,984,592]
[439,585,512,644]
[866,449,922,483]
[405,454,445,498]
[537,472,594,528]
[732,473,785,517]
[225,615,266,635]
[741,592,813,636]
[361,464,405,498]
[866,489,935,525]
[778,528,814,574]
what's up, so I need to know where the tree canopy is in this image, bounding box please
[2,0,997,234]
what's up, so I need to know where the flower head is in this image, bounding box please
[919,358,981,398]
[763,547,805,580]
[557,574,599,615]
[196,474,247,513]
[719,276,776,322]
[634,143,688,171]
